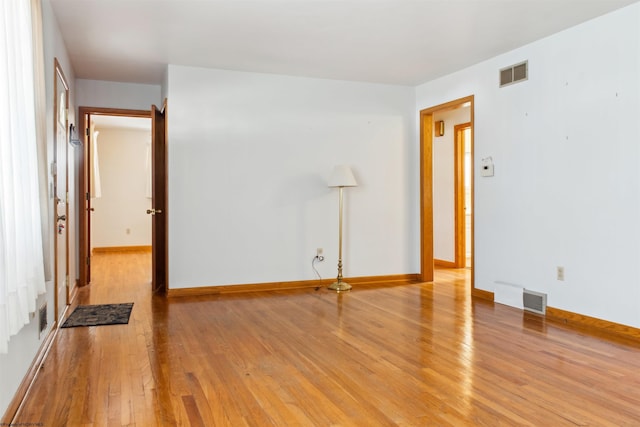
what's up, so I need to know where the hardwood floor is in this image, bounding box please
[12,252,640,426]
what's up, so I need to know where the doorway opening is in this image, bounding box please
[77,106,167,293]
[88,115,152,256]
[455,124,472,269]
[420,95,475,291]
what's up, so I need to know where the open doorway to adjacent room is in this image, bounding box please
[455,124,472,269]
[77,105,168,294]
[80,112,153,289]
[419,95,474,289]
[88,115,153,256]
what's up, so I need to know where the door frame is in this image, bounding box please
[420,95,475,290]
[454,122,472,268]
[77,107,155,287]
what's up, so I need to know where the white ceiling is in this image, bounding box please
[49,0,638,86]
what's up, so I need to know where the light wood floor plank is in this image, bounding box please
[11,252,640,426]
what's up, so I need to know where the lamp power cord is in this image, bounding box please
[312,255,324,290]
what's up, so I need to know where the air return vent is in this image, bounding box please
[38,303,47,336]
[500,60,528,87]
[523,289,546,315]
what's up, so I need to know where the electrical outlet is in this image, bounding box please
[557,266,565,281]
[315,248,324,262]
[126,228,131,235]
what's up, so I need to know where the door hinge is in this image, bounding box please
[86,256,91,265]
[86,127,90,136]
[86,192,90,201]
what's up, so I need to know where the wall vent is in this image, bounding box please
[500,60,528,87]
[38,303,47,336]
[523,289,546,315]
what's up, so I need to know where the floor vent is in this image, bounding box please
[523,289,546,315]
[500,60,528,87]
[39,303,48,336]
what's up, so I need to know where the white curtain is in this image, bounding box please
[0,0,47,353]
[31,0,51,282]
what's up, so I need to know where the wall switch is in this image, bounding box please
[126,228,131,235]
[557,266,565,281]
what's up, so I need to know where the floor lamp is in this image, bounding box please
[328,165,358,292]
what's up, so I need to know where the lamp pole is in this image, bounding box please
[329,185,351,292]
[327,165,357,292]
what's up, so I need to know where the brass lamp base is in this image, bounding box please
[328,280,352,292]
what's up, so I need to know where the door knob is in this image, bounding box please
[146,208,162,215]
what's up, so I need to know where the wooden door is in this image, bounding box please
[150,102,168,293]
[77,110,89,286]
[53,59,70,320]
[86,115,94,283]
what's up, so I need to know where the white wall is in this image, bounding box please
[417,3,640,327]
[433,107,471,262]
[75,79,161,111]
[167,65,417,288]
[0,0,76,417]
[91,128,152,249]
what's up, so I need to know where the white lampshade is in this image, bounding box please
[328,165,358,188]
